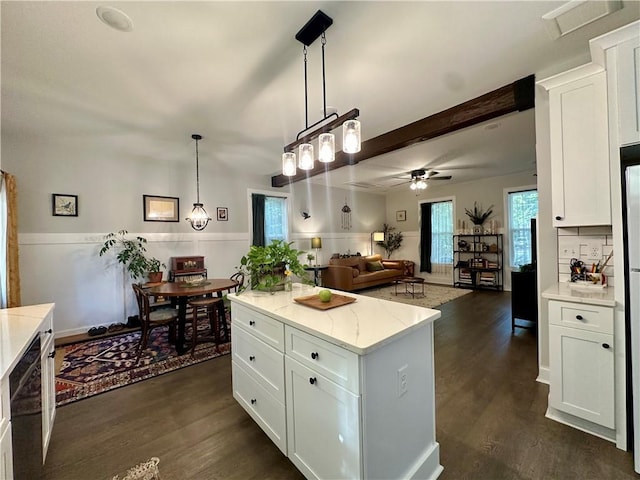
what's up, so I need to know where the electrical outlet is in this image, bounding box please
[586,241,602,260]
[397,365,408,397]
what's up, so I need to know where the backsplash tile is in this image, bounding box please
[555,226,615,287]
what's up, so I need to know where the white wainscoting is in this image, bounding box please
[19,232,251,337]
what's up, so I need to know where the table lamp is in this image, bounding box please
[311,237,322,266]
[371,231,384,255]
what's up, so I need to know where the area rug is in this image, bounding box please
[112,457,161,480]
[359,282,471,308]
[55,316,230,406]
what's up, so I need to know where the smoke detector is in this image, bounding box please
[96,6,134,32]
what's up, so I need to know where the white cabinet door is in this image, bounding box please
[617,37,640,146]
[40,331,56,461]
[549,325,615,428]
[0,422,13,480]
[549,71,611,226]
[285,357,361,480]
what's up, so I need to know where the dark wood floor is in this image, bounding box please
[43,290,637,479]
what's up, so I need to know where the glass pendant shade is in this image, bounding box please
[318,133,335,163]
[187,203,211,231]
[299,143,314,170]
[282,152,297,176]
[343,119,361,154]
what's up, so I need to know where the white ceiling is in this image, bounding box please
[2,1,639,192]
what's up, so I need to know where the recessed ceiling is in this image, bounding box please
[1,1,639,191]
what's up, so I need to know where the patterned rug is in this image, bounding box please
[55,315,230,406]
[358,282,471,308]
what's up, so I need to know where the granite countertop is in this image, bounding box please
[0,303,55,379]
[541,282,616,307]
[229,284,441,355]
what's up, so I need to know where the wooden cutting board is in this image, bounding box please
[294,293,356,310]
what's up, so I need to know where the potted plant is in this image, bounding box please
[146,257,166,283]
[465,202,494,228]
[99,230,165,282]
[379,223,403,258]
[238,239,310,293]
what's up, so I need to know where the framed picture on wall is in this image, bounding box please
[217,207,228,221]
[396,210,406,222]
[143,195,179,222]
[52,194,78,217]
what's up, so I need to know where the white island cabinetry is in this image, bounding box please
[229,285,442,480]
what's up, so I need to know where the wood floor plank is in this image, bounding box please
[42,289,635,479]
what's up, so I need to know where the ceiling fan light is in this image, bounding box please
[186,203,211,231]
[343,119,361,154]
[282,152,297,176]
[299,143,314,170]
[318,133,335,162]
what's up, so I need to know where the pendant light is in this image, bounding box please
[281,10,361,176]
[185,134,211,231]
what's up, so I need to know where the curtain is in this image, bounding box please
[252,193,266,247]
[420,202,432,273]
[0,171,20,308]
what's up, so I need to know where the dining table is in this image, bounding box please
[146,278,239,355]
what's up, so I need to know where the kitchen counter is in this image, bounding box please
[0,303,55,379]
[541,282,616,307]
[229,283,441,355]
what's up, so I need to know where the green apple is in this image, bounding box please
[318,289,332,303]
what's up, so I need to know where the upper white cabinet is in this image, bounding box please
[614,36,640,146]
[540,64,611,227]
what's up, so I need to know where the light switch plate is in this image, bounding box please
[558,237,579,259]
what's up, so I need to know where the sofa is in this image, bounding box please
[321,254,411,292]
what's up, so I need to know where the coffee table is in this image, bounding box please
[393,277,425,298]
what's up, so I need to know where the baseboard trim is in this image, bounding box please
[537,366,550,384]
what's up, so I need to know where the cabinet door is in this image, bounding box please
[617,37,640,146]
[549,325,614,428]
[0,423,12,480]
[285,357,361,480]
[40,335,56,461]
[549,71,610,226]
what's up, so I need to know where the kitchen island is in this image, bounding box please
[229,284,442,480]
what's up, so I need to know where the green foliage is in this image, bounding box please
[465,202,494,225]
[380,223,403,259]
[238,240,310,293]
[99,230,165,280]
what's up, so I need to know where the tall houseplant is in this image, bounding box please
[99,230,165,281]
[379,223,403,258]
[238,240,309,292]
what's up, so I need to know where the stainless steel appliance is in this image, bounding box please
[621,143,640,474]
[9,335,43,479]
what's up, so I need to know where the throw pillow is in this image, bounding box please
[366,260,384,272]
[352,268,360,278]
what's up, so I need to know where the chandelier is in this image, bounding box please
[282,10,361,177]
[185,134,211,231]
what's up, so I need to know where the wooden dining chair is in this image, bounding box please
[187,296,226,355]
[223,271,244,315]
[132,283,178,364]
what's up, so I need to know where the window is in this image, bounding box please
[251,192,288,246]
[264,196,287,244]
[508,189,538,267]
[431,201,454,264]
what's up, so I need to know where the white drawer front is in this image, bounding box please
[549,301,613,334]
[232,304,284,352]
[232,361,286,454]
[232,323,285,402]
[285,325,359,393]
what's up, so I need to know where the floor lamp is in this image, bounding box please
[371,231,384,255]
[311,237,322,267]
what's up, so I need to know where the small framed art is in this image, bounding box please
[52,194,78,217]
[217,207,228,221]
[143,195,179,222]
[396,210,407,222]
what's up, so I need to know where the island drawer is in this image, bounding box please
[232,323,285,402]
[549,300,613,334]
[232,361,286,454]
[232,304,285,351]
[285,325,359,393]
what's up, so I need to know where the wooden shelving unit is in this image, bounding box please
[453,234,503,291]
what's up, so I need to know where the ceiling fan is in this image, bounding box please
[408,169,452,190]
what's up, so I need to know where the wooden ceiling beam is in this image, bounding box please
[271,75,534,188]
